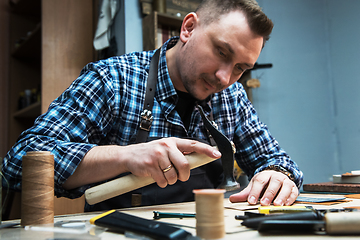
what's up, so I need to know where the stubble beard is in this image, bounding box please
[182,74,224,101]
[182,76,204,101]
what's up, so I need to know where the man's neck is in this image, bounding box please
[166,42,186,92]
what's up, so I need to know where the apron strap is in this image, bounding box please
[135,49,160,143]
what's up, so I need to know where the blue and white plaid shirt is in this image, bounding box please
[3,37,303,198]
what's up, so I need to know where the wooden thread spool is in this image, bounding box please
[21,151,54,226]
[326,212,360,234]
[193,189,226,239]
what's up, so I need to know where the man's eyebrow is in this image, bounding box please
[221,41,235,54]
[221,41,254,69]
[245,63,254,68]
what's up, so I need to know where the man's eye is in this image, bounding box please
[218,49,226,57]
[235,65,244,73]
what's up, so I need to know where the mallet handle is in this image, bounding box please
[85,151,218,205]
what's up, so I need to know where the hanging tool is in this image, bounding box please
[196,104,240,191]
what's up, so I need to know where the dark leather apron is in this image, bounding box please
[85,49,223,212]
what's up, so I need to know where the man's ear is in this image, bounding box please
[179,12,198,43]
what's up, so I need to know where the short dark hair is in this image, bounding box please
[195,0,274,42]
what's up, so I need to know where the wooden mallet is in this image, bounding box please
[85,150,219,205]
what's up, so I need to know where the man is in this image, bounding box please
[2,0,303,211]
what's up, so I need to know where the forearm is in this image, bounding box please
[63,138,222,192]
[62,145,129,190]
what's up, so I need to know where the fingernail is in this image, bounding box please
[213,150,221,158]
[274,199,284,206]
[249,196,256,204]
[261,197,270,205]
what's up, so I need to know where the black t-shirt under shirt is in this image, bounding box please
[175,90,196,130]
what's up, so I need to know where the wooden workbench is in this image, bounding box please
[1,193,360,239]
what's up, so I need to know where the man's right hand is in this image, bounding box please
[121,137,221,188]
[63,137,221,190]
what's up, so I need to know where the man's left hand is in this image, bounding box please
[229,170,299,206]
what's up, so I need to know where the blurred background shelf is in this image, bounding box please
[11,23,41,61]
[13,101,41,119]
[4,0,97,221]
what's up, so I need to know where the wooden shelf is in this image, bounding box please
[157,12,183,28]
[11,23,41,61]
[5,0,96,220]
[142,11,182,51]
[13,101,41,119]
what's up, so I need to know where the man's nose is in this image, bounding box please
[215,65,233,86]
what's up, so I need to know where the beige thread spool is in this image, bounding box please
[326,212,360,234]
[193,189,226,239]
[21,151,54,226]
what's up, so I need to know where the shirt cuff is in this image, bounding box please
[262,165,295,182]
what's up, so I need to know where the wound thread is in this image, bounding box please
[21,151,54,226]
[326,212,360,234]
[193,189,226,239]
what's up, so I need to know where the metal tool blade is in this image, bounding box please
[197,104,240,191]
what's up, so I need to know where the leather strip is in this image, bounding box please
[135,49,160,143]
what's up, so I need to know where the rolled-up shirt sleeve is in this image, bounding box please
[2,61,118,198]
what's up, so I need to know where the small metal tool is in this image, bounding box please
[153,211,196,220]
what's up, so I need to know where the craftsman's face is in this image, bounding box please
[176,10,263,100]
